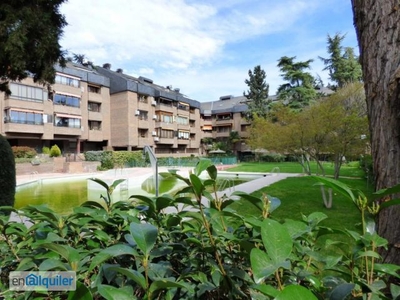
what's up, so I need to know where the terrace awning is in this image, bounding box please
[55,113,82,119]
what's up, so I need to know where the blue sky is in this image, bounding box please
[60,0,358,102]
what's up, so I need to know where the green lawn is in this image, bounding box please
[227,161,366,178]
[231,176,373,230]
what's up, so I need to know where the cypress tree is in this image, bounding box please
[0,134,16,208]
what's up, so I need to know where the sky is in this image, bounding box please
[59,0,358,102]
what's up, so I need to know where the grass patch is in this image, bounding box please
[227,161,366,178]
[231,176,374,232]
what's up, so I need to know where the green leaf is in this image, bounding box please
[38,243,80,267]
[190,174,204,200]
[329,283,355,300]
[110,179,126,191]
[107,266,146,289]
[311,176,356,203]
[194,159,212,176]
[129,195,156,212]
[93,230,111,242]
[156,196,174,211]
[207,164,218,180]
[149,278,194,294]
[372,183,400,199]
[275,285,318,300]
[306,212,328,226]
[390,284,400,299]
[89,178,110,192]
[39,259,68,271]
[97,284,133,300]
[130,222,158,256]
[380,198,400,210]
[88,244,135,272]
[250,248,275,283]
[68,281,93,300]
[374,264,400,279]
[251,284,279,298]
[356,250,381,260]
[261,219,292,264]
[231,191,263,212]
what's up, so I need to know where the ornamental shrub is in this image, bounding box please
[42,146,50,154]
[49,144,62,157]
[11,146,37,158]
[0,135,16,208]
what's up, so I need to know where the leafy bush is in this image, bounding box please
[98,151,114,170]
[84,150,104,161]
[1,161,400,299]
[259,152,286,162]
[0,135,16,208]
[11,146,37,158]
[42,146,50,154]
[49,144,62,157]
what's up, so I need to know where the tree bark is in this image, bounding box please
[352,1,400,264]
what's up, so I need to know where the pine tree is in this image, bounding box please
[319,33,362,89]
[243,65,270,120]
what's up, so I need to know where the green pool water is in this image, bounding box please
[15,174,253,215]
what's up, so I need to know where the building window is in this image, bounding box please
[216,114,232,121]
[55,74,80,87]
[190,120,195,127]
[138,129,148,138]
[157,129,174,139]
[176,115,188,125]
[189,107,195,114]
[217,126,231,133]
[88,85,100,93]
[157,112,173,123]
[55,115,81,128]
[178,102,189,111]
[54,94,80,108]
[5,110,43,125]
[138,94,148,103]
[178,130,190,139]
[8,83,46,102]
[88,102,101,112]
[241,125,249,132]
[89,121,101,130]
[137,110,148,120]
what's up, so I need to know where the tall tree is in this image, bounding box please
[243,65,270,120]
[319,33,362,89]
[352,1,400,265]
[0,0,67,94]
[277,56,317,110]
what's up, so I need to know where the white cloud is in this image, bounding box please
[60,0,357,101]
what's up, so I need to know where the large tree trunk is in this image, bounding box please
[351,1,400,264]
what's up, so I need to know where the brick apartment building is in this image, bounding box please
[1,62,260,157]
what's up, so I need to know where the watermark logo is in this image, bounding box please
[9,271,76,291]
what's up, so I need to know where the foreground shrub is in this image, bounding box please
[42,146,50,154]
[84,150,103,161]
[49,144,62,157]
[1,161,400,299]
[11,146,37,158]
[0,135,16,208]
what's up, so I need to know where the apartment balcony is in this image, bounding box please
[214,119,233,126]
[88,111,103,121]
[88,129,104,141]
[53,105,82,116]
[177,123,190,130]
[189,112,197,120]
[54,125,82,136]
[240,118,251,125]
[177,138,190,145]
[3,122,44,134]
[155,121,175,130]
[137,101,150,110]
[202,131,213,138]
[157,137,175,144]
[138,119,150,129]
[155,103,174,113]
[5,99,45,111]
[215,131,231,138]
[88,92,103,103]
